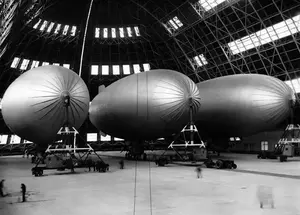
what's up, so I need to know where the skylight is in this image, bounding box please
[62,25,69,35]
[102,65,109,75]
[133,64,140,73]
[196,0,227,11]
[53,63,60,66]
[87,133,97,141]
[143,63,150,71]
[24,140,33,143]
[20,59,30,70]
[193,54,208,67]
[63,64,70,69]
[91,65,99,75]
[33,19,41,29]
[42,62,49,66]
[127,27,132,37]
[11,57,20,68]
[10,135,21,144]
[285,78,300,93]
[114,137,124,141]
[40,20,48,31]
[112,65,120,75]
[166,16,184,32]
[119,27,124,38]
[95,27,100,38]
[228,14,300,55]
[70,26,77,36]
[112,28,116,38]
[134,26,140,36]
[123,65,130,74]
[54,24,61,34]
[173,16,183,27]
[46,22,55,33]
[30,60,39,69]
[103,28,108,38]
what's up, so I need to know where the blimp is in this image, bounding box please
[89,71,295,142]
[1,65,90,147]
[89,69,201,140]
[194,74,295,138]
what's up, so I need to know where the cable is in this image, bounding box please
[79,0,94,77]
[133,159,138,215]
[148,160,153,215]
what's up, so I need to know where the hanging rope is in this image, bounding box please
[148,160,153,215]
[133,159,138,215]
[79,0,94,77]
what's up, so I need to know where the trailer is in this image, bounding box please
[203,159,237,169]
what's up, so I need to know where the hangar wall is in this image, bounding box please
[230,130,283,153]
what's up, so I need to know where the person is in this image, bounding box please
[0,179,5,197]
[195,166,202,178]
[21,183,26,202]
[119,160,124,169]
[256,185,274,209]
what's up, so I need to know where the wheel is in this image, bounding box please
[279,156,285,162]
[216,160,223,169]
[257,155,261,159]
[227,163,232,169]
[232,164,237,169]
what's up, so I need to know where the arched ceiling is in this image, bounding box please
[1,0,300,98]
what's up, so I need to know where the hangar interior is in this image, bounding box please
[1,1,300,215]
[1,0,300,153]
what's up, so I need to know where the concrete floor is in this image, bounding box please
[0,152,300,215]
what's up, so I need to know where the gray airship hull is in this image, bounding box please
[195,74,295,137]
[1,65,90,146]
[89,69,201,140]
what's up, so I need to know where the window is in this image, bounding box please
[196,0,227,12]
[119,27,124,38]
[112,28,116,38]
[102,65,109,75]
[229,137,235,141]
[46,22,55,33]
[168,19,178,30]
[62,25,69,35]
[261,141,268,151]
[95,27,100,38]
[20,59,30,70]
[103,28,108,38]
[63,64,70,69]
[10,135,21,144]
[42,62,49,66]
[54,24,61,34]
[134,26,140,36]
[127,27,132,37]
[123,65,130,75]
[228,14,300,55]
[193,54,208,67]
[53,63,60,66]
[157,138,165,140]
[24,140,33,143]
[40,20,48,31]
[33,19,41,29]
[91,65,99,75]
[11,57,20,68]
[70,26,77,36]
[235,137,241,141]
[114,137,124,141]
[0,98,2,110]
[112,65,120,75]
[87,133,97,141]
[133,64,140,73]
[30,60,39,69]
[143,63,150,71]
[100,134,111,141]
[0,135,8,144]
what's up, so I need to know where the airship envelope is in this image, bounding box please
[1,65,90,146]
[89,69,201,140]
[195,74,295,137]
